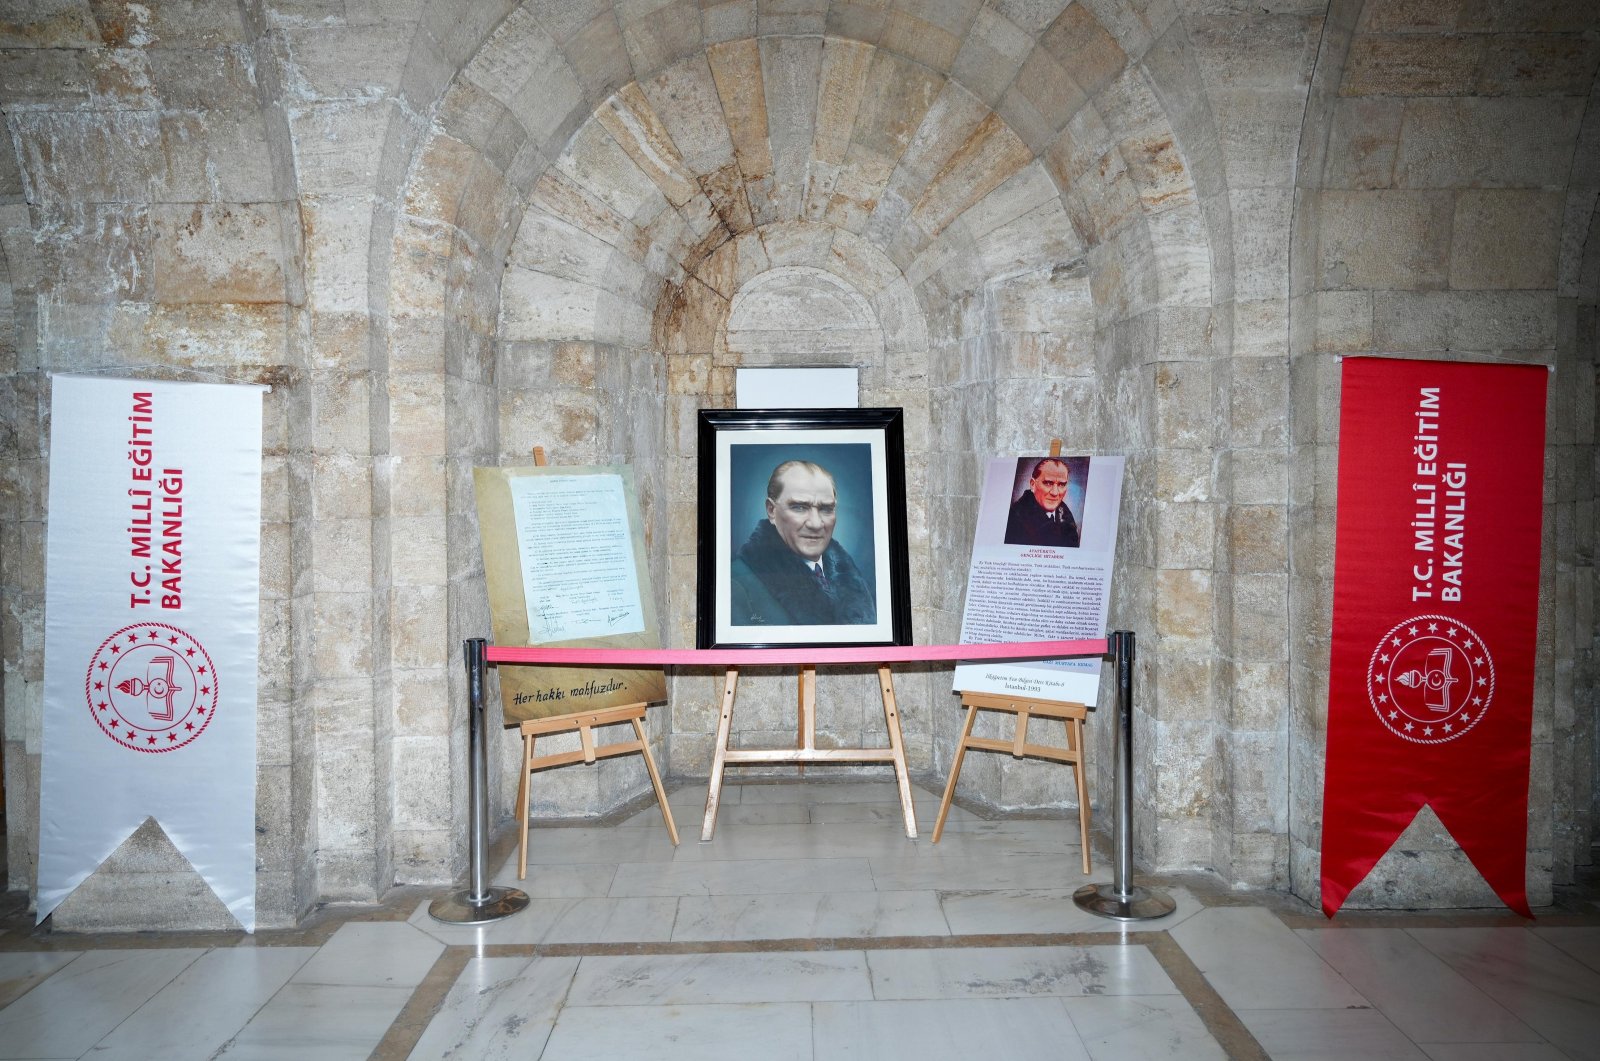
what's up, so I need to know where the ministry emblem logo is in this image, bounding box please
[1367,614,1494,745]
[85,622,218,752]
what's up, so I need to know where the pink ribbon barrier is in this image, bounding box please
[484,638,1109,668]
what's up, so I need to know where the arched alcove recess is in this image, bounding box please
[379,1,1242,885]
[1288,0,1600,910]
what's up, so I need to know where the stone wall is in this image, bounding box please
[0,0,1594,930]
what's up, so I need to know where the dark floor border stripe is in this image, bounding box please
[370,947,472,1061]
[368,929,1269,1060]
[1143,933,1270,1061]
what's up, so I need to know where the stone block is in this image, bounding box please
[1156,500,1215,568]
[1317,190,1451,290]
[1231,660,1290,730]
[1156,568,1213,637]
[289,100,389,196]
[879,9,964,72]
[1226,187,1290,302]
[500,268,601,342]
[756,0,827,36]
[951,7,1031,105]
[151,203,288,305]
[1229,355,1289,448]
[1343,32,1483,97]
[1228,504,1288,573]
[639,55,736,176]
[701,0,755,41]
[1232,573,1288,658]
[1154,359,1213,448]
[283,22,410,98]
[1449,189,1562,290]
[1313,289,1373,353]
[986,0,1068,35]
[1394,98,1583,190]
[1041,1,1128,97]
[1321,97,1403,191]
[707,39,775,180]
[1209,86,1306,190]
[393,735,452,829]
[1151,652,1213,723]
[390,515,447,588]
[1476,33,1600,97]
[557,120,669,225]
[311,593,374,677]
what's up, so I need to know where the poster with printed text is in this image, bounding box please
[1321,357,1547,918]
[953,454,1125,705]
[39,375,265,931]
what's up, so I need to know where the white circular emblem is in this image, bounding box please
[84,622,218,752]
[1367,615,1494,744]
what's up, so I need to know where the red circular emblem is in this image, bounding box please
[84,622,218,752]
[1367,614,1494,745]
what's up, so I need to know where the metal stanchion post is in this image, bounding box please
[430,638,530,924]
[1073,630,1176,921]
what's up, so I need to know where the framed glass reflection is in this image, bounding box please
[696,408,913,650]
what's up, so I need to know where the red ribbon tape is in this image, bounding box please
[485,638,1109,668]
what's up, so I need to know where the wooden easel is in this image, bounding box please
[511,446,678,880]
[700,662,917,841]
[931,438,1093,874]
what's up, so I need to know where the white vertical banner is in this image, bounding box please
[39,375,265,931]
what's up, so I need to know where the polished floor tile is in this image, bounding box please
[0,951,80,1008]
[610,855,878,896]
[1063,994,1230,1060]
[405,955,578,1061]
[85,947,314,1061]
[1239,1007,1431,1060]
[542,1002,814,1060]
[214,982,413,1060]
[290,921,443,988]
[938,885,1201,935]
[3,781,1597,1061]
[567,951,874,1006]
[1299,927,1542,1046]
[671,889,949,940]
[865,943,1178,1000]
[811,997,1092,1060]
[1533,926,1600,974]
[868,852,1091,891]
[0,948,205,1059]
[1408,927,1600,1060]
[1171,907,1368,1011]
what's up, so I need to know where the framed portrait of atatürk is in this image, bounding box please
[696,408,913,650]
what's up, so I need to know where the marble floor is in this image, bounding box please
[1,780,1598,1060]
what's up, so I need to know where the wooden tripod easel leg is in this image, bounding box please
[517,732,534,879]
[701,667,739,841]
[932,700,980,843]
[878,665,918,839]
[796,665,815,777]
[633,717,679,846]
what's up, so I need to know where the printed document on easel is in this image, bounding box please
[509,474,645,642]
[953,455,1125,705]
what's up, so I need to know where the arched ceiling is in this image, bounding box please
[386,2,1220,362]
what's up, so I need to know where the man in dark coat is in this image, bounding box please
[730,460,876,626]
[1004,456,1080,548]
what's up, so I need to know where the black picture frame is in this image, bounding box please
[696,408,913,649]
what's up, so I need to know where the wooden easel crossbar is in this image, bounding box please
[515,701,678,879]
[700,662,915,841]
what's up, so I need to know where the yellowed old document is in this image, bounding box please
[473,464,666,722]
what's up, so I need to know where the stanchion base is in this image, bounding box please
[428,886,530,925]
[1073,881,1176,921]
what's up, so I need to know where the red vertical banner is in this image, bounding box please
[1322,357,1547,918]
